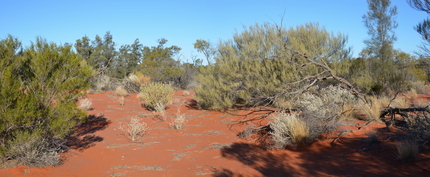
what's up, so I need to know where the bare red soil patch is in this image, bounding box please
[1,91,430,176]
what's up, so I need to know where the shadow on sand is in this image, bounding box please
[64,115,111,152]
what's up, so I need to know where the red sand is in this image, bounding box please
[1,91,430,177]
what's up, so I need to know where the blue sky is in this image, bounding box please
[0,0,427,63]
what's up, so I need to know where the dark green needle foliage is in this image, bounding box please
[0,35,93,167]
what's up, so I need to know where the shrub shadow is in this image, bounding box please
[218,126,430,176]
[64,115,111,152]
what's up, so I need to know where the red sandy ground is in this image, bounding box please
[1,92,430,177]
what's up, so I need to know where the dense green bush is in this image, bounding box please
[0,35,93,166]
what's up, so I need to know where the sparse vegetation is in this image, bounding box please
[358,96,383,122]
[119,117,148,141]
[169,111,187,130]
[115,86,128,97]
[395,138,419,163]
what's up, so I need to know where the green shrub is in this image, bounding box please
[138,82,174,110]
[195,23,351,110]
[0,35,93,166]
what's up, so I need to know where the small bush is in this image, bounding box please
[183,91,190,96]
[299,86,357,137]
[4,136,61,167]
[169,111,187,129]
[269,113,309,148]
[115,86,128,97]
[119,117,148,141]
[396,139,419,163]
[153,102,166,121]
[138,82,174,110]
[358,96,383,122]
[78,98,93,110]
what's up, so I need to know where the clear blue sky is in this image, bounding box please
[0,0,427,63]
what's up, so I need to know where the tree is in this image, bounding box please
[113,39,143,78]
[408,0,430,57]
[0,35,93,166]
[75,32,118,76]
[193,39,216,65]
[140,38,182,84]
[195,22,355,110]
[362,0,400,93]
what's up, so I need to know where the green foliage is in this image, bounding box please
[0,35,93,166]
[362,0,403,93]
[195,22,351,110]
[140,38,183,84]
[138,82,174,110]
[193,39,215,65]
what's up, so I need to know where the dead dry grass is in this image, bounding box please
[78,98,93,110]
[119,117,148,141]
[269,113,310,148]
[115,86,128,97]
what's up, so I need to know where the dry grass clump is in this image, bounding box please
[78,98,93,110]
[406,88,418,101]
[358,96,382,122]
[138,82,174,110]
[119,117,148,141]
[153,102,167,121]
[115,86,128,97]
[183,91,191,96]
[365,131,381,145]
[169,110,187,129]
[129,72,151,86]
[395,138,419,163]
[392,95,410,108]
[269,113,309,149]
[273,95,296,110]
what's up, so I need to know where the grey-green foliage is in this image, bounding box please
[195,22,351,110]
[299,85,357,138]
[0,35,93,166]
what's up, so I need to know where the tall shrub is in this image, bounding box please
[195,23,351,110]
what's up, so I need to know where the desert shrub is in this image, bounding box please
[169,110,187,129]
[395,138,419,163]
[269,113,309,148]
[138,82,174,110]
[0,36,93,166]
[298,85,357,138]
[115,86,128,97]
[119,117,148,141]
[195,23,351,110]
[4,136,61,167]
[153,102,167,121]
